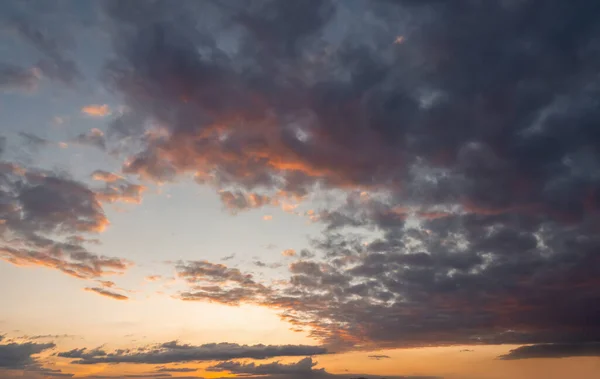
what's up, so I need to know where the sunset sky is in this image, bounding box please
[1,1,600,378]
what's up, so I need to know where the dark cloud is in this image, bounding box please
[58,347,107,360]
[101,0,600,352]
[84,287,129,301]
[175,260,271,305]
[0,338,55,369]
[155,366,197,373]
[0,162,130,280]
[218,190,273,213]
[0,63,40,92]
[498,342,600,360]
[206,357,324,376]
[0,0,83,85]
[2,0,592,355]
[60,340,326,364]
[206,356,437,379]
[368,355,391,360]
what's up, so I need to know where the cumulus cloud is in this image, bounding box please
[3,0,597,357]
[60,341,326,364]
[206,356,436,379]
[206,356,323,375]
[175,260,272,305]
[101,0,600,352]
[0,162,130,280]
[0,338,55,369]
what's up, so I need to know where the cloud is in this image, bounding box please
[145,275,162,282]
[81,105,111,117]
[219,190,273,213]
[0,162,130,280]
[221,254,235,261]
[498,342,600,360]
[206,356,437,379]
[155,366,197,373]
[91,170,123,183]
[206,356,323,375]
[0,339,55,369]
[282,249,296,257]
[84,287,129,301]
[0,64,40,92]
[60,341,327,364]
[176,260,270,305]
[72,129,106,150]
[368,355,391,360]
[1,2,82,85]
[18,132,51,150]
[19,0,595,354]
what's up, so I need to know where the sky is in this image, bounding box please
[1,1,600,378]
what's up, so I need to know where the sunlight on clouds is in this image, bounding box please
[81,104,111,117]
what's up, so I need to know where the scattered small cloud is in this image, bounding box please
[81,104,111,117]
[263,215,273,221]
[368,355,391,360]
[282,249,296,257]
[84,287,129,301]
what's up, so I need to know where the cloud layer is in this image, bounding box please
[59,341,326,364]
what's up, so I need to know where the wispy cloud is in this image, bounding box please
[84,287,129,301]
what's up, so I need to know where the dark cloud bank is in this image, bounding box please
[93,0,600,354]
[2,0,600,368]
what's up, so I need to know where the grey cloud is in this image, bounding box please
[156,366,197,372]
[0,162,130,280]
[0,63,39,92]
[61,341,326,364]
[498,342,600,360]
[368,355,391,360]
[206,356,323,375]
[0,338,55,369]
[17,0,598,354]
[72,129,106,151]
[58,347,107,360]
[18,132,50,150]
[1,1,83,85]
[206,356,437,379]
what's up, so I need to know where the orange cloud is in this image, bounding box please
[84,287,129,301]
[282,249,296,257]
[81,104,111,117]
[263,215,273,221]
